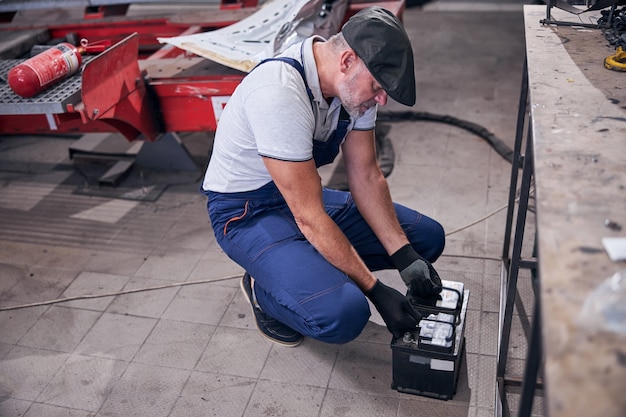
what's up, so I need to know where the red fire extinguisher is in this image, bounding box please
[8,39,110,98]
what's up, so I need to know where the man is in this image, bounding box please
[201,6,445,347]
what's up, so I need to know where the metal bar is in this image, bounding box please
[518,262,542,417]
[497,120,535,378]
[519,260,537,270]
[501,57,528,261]
[495,59,528,417]
[539,19,600,28]
[504,375,544,389]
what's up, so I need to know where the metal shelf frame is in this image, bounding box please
[495,56,542,417]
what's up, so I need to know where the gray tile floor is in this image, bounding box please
[0,1,543,416]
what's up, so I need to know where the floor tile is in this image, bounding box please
[0,265,76,305]
[133,319,215,369]
[0,263,23,295]
[97,362,189,417]
[75,312,157,361]
[195,326,272,378]
[57,271,130,311]
[36,354,128,412]
[134,246,204,282]
[476,354,497,411]
[0,171,71,212]
[162,216,215,251]
[0,342,12,360]
[69,249,148,277]
[188,251,245,283]
[70,199,139,224]
[465,353,480,407]
[162,283,237,325]
[218,287,259,329]
[260,339,339,387]
[242,379,326,417]
[398,398,471,417]
[320,389,400,417]
[329,341,395,395]
[0,398,31,417]
[106,277,179,318]
[0,306,47,344]
[24,403,94,417]
[0,346,69,401]
[18,306,101,353]
[169,371,256,417]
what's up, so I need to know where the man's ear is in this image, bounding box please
[339,49,358,74]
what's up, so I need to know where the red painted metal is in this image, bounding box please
[220,0,260,10]
[0,0,405,141]
[77,33,160,140]
[149,75,244,133]
[0,33,160,141]
[3,114,125,136]
[0,7,251,58]
[45,19,206,57]
[84,4,130,20]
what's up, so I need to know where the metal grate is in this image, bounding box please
[0,57,94,115]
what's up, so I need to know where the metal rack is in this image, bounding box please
[495,57,542,417]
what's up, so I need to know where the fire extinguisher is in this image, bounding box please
[7,39,110,98]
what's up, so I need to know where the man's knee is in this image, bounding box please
[427,220,446,261]
[307,283,371,344]
[409,217,445,262]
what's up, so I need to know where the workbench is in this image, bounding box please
[499,5,626,417]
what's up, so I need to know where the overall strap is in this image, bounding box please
[255,57,314,102]
[254,55,352,168]
[338,105,350,124]
[255,54,350,123]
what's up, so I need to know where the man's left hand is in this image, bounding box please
[401,256,442,298]
[391,244,442,298]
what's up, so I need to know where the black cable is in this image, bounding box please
[377,110,515,165]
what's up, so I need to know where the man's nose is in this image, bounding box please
[375,90,388,106]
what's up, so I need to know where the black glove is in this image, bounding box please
[366,279,422,340]
[391,244,442,298]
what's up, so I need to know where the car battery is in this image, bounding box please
[391,280,469,400]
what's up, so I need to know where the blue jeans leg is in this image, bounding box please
[323,187,445,269]
[206,184,445,344]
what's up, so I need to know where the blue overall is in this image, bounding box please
[203,57,445,344]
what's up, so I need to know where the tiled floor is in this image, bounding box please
[0,1,543,416]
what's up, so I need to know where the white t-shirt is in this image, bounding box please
[202,36,377,193]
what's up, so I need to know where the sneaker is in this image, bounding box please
[240,272,304,347]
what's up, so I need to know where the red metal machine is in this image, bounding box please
[0,0,405,142]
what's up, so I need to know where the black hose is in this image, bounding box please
[325,111,515,191]
[377,110,515,164]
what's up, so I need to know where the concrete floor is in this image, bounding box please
[0,1,543,416]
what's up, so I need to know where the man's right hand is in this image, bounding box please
[366,279,422,339]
